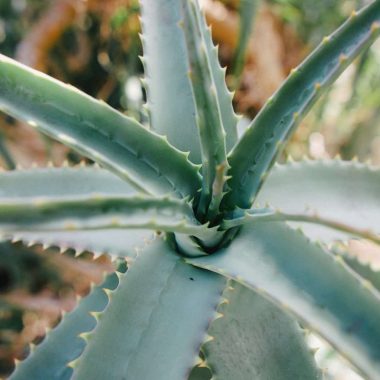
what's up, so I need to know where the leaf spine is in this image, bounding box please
[322,36,331,44]
[78,332,92,342]
[339,54,348,63]
[371,21,380,32]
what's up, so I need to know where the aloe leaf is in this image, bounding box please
[332,244,380,292]
[231,0,259,88]
[202,281,321,380]
[0,169,210,244]
[0,166,135,198]
[180,0,228,219]
[10,267,123,380]
[0,54,202,198]
[223,208,380,245]
[342,256,380,292]
[139,0,238,163]
[188,222,380,379]
[0,166,151,257]
[224,1,380,210]
[0,195,215,239]
[194,1,238,152]
[139,0,201,163]
[73,238,226,380]
[256,160,380,241]
[13,230,151,260]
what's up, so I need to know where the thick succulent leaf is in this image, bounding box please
[332,246,380,292]
[0,166,135,198]
[139,0,201,163]
[188,222,380,379]
[256,160,380,241]
[343,256,380,292]
[12,230,150,259]
[181,0,228,219]
[0,166,151,257]
[223,208,380,245]
[0,195,215,239]
[139,0,238,163]
[203,281,321,380]
[231,0,259,87]
[0,54,201,198]
[10,268,122,380]
[0,170,211,246]
[197,3,238,152]
[73,238,226,380]
[224,1,380,210]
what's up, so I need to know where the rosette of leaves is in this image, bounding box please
[0,0,380,379]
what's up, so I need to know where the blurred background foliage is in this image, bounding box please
[0,0,379,378]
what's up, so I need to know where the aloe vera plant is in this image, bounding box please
[1,0,380,379]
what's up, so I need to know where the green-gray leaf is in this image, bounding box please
[0,54,201,198]
[256,160,380,241]
[0,166,151,257]
[0,195,212,238]
[196,3,238,152]
[10,268,122,380]
[180,0,228,219]
[188,222,380,379]
[0,166,134,198]
[73,238,226,380]
[139,0,202,163]
[202,281,321,380]
[224,1,380,210]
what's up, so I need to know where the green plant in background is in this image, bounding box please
[230,0,259,89]
[269,0,349,45]
[0,0,380,379]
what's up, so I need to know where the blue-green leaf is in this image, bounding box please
[343,255,380,292]
[10,268,122,380]
[256,160,380,241]
[0,166,151,257]
[224,1,380,210]
[197,4,238,152]
[73,238,226,380]
[188,222,380,379]
[222,208,380,246]
[180,0,228,219]
[139,0,201,163]
[0,195,213,238]
[0,54,201,198]
[0,166,135,198]
[202,281,321,379]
